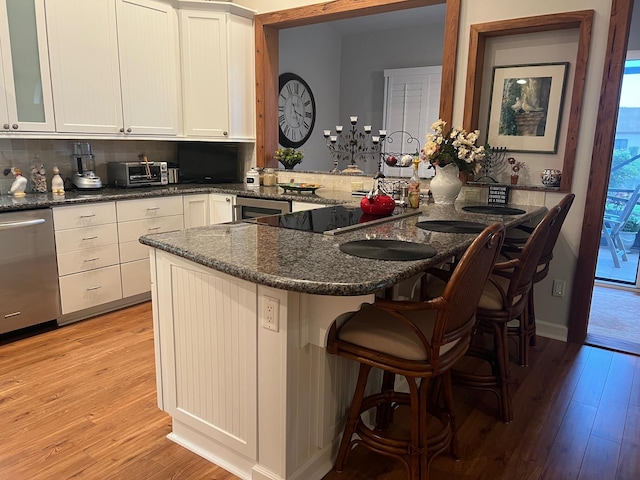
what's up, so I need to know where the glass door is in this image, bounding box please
[0,0,55,131]
[595,54,640,286]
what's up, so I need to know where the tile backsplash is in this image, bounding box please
[0,139,177,193]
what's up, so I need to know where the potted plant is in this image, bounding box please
[274,148,304,170]
[508,157,526,185]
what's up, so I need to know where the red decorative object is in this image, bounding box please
[360,195,396,216]
[384,155,398,166]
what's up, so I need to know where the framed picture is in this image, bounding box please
[487,62,569,153]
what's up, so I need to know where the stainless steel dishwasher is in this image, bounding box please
[0,209,60,334]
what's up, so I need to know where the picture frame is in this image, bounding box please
[487,62,569,153]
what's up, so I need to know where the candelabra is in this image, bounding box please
[475,146,508,183]
[323,116,386,174]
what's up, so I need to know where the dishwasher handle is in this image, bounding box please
[0,218,46,231]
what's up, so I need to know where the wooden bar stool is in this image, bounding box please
[326,223,505,479]
[501,194,575,366]
[448,205,561,422]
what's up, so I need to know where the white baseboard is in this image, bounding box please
[536,319,568,342]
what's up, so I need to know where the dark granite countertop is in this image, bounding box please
[0,183,353,212]
[140,202,547,296]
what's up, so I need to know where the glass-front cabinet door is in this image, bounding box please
[0,0,55,132]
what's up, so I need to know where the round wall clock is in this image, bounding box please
[278,72,316,148]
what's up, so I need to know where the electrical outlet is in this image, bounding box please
[552,279,566,297]
[262,296,279,332]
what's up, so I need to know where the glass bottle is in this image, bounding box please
[263,168,277,186]
[408,159,421,208]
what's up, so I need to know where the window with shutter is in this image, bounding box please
[382,66,442,178]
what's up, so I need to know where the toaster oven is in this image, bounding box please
[108,161,168,187]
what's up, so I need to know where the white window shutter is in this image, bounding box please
[382,66,442,178]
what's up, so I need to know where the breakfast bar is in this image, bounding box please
[140,202,546,480]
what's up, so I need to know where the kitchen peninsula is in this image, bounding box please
[140,202,546,480]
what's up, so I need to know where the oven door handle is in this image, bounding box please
[233,204,241,223]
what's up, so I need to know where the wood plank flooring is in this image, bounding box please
[0,302,638,479]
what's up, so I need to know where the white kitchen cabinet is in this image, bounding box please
[209,193,236,224]
[153,251,258,462]
[45,0,179,136]
[183,194,209,228]
[118,214,184,263]
[116,196,184,297]
[179,7,254,139]
[58,265,123,314]
[183,193,236,227]
[116,195,183,222]
[149,247,374,479]
[53,202,123,316]
[0,0,55,132]
[121,258,152,298]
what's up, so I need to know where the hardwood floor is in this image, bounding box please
[588,284,640,356]
[0,302,638,479]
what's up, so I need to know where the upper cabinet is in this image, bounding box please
[45,0,180,136]
[179,7,255,140]
[0,0,55,132]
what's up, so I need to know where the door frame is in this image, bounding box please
[569,0,635,343]
[253,0,460,168]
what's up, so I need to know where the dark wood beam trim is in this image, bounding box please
[462,10,594,194]
[568,0,634,344]
[254,17,279,169]
[439,0,460,126]
[256,0,444,29]
[254,0,458,168]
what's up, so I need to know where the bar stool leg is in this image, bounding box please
[492,321,513,423]
[375,371,396,429]
[334,363,372,472]
[528,287,537,347]
[441,370,460,459]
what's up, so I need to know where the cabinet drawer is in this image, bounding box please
[57,244,120,276]
[120,240,152,263]
[54,223,119,254]
[116,197,183,222]
[53,203,117,230]
[59,265,122,314]
[118,215,184,243]
[121,258,151,298]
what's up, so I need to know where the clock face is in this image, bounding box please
[278,73,316,148]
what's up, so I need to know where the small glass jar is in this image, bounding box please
[263,168,277,186]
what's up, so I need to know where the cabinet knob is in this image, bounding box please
[11,124,18,130]
[2,124,9,130]
[225,197,231,202]
[223,131,228,136]
[119,127,125,133]
[126,127,132,133]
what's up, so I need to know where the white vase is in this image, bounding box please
[430,163,462,205]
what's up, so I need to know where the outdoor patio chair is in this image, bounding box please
[601,184,640,268]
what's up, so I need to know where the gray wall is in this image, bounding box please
[279,18,445,174]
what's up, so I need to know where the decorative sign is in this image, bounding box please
[488,185,510,205]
